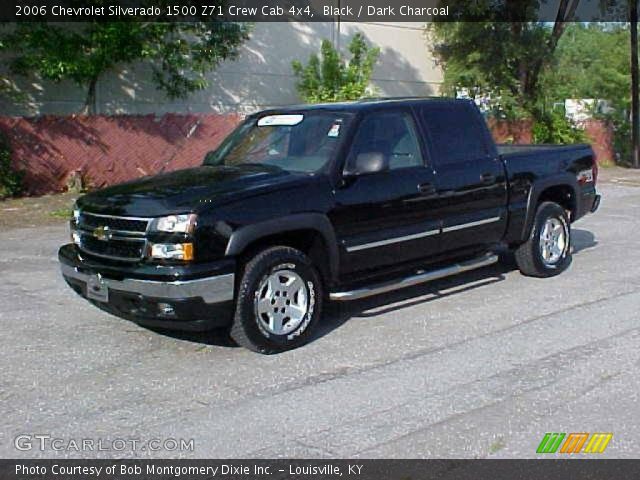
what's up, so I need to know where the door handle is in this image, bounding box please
[480,173,496,184]
[417,183,436,195]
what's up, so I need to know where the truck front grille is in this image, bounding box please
[80,235,146,261]
[76,212,151,262]
[78,212,149,233]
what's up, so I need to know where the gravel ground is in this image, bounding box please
[0,176,638,459]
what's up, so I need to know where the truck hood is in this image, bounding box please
[77,164,304,217]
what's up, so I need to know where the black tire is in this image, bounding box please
[514,201,571,278]
[230,246,323,354]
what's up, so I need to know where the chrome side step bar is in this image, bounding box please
[329,253,498,301]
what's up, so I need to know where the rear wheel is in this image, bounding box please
[515,201,571,277]
[230,246,323,353]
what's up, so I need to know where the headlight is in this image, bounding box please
[150,242,194,261]
[71,205,81,245]
[151,214,197,234]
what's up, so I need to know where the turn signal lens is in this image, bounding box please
[150,242,194,261]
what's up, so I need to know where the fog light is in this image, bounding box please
[150,242,194,261]
[158,303,175,316]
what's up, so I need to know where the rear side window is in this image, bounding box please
[419,103,488,165]
[346,111,424,171]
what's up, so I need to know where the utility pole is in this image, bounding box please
[631,0,639,168]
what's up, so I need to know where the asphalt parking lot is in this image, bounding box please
[1,174,639,459]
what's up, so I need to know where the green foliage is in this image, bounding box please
[1,16,250,113]
[428,2,615,119]
[292,33,380,103]
[428,21,554,119]
[540,24,630,111]
[540,23,631,163]
[50,207,74,219]
[0,134,23,199]
[0,39,24,103]
[430,16,633,159]
[532,110,586,144]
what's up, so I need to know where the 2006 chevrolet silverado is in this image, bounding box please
[59,98,601,353]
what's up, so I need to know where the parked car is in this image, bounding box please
[59,98,600,353]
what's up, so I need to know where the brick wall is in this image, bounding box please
[0,114,242,195]
[582,119,615,165]
[0,113,616,197]
[488,118,615,165]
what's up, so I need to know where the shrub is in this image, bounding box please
[292,33,380,103]
[0,134,23,199]
[532,110,586,144]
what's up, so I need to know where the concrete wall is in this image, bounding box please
[0,22,442,116]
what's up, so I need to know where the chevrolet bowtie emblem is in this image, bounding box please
[93,226,111,241]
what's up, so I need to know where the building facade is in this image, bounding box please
[1,22,443,116]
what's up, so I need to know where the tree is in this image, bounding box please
[540,23,633,162]
[0,39,24,103]
[292,33,380,103]
[1,20,250,114]
[541,24,629,107]
[428,0,582,119]
[0,133,22,199]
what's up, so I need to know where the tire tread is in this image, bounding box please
[514,201,571,278]
[230,246,322,354]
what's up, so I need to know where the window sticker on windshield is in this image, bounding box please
[327,123,341,137]
[257,114,304,127]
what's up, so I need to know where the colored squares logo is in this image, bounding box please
[537,432,612,454]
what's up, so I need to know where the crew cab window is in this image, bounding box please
[346,111,424,172]
[419,103,489,164]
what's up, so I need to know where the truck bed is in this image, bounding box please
[497,143,592,157]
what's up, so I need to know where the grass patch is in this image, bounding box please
[50,207,73,219]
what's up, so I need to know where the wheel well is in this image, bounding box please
[238,229,331,284]
[537,185,576,221]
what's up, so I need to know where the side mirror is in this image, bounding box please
[344,152,388,177]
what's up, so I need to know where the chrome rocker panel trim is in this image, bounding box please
[442,216,501,232]
[60,264,235,304]
[346,217,501,252]
[330,253,498,301]
[346,229,439,252]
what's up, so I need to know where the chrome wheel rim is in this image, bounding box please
[539,217,567,266]
[255,269,309,335]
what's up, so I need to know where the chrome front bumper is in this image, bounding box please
[60,263,235,304]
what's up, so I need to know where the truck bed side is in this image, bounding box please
[500,143,597,245]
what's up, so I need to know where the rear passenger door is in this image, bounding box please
[418,101,507,254]
[331,109,440,274]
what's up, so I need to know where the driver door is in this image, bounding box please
[330,109,441,275]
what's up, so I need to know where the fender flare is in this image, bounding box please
[225,213,340,281]
[521,174,579,241]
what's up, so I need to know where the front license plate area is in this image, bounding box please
[86,274,109,303]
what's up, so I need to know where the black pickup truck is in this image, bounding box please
[59,98,600,353]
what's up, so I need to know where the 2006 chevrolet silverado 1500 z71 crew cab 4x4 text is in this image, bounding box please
[59,98,601,353]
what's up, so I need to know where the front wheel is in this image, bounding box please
[514,201,571,277]
[230,246,323,353]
